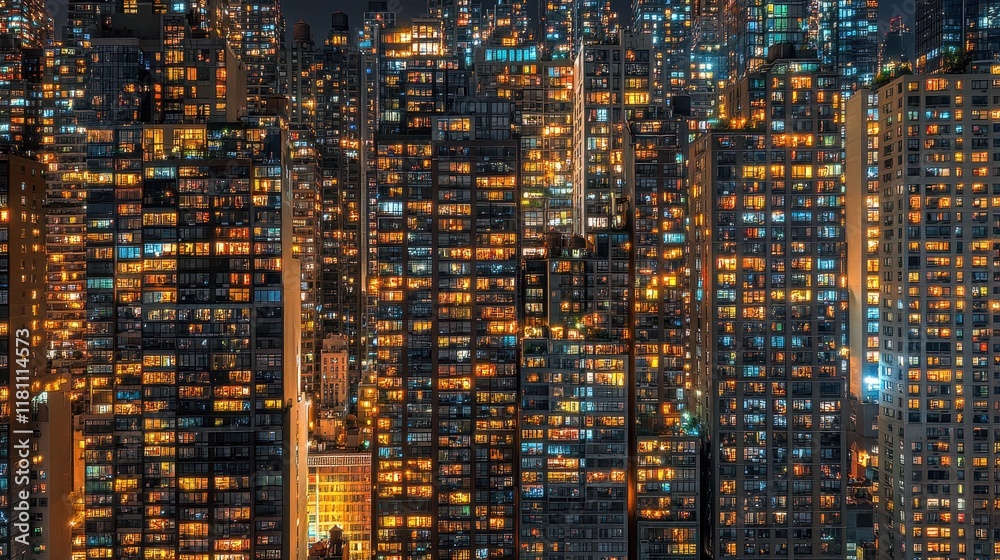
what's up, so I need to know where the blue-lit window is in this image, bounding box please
[254,289,282,302]
[818,289,838,302]
[817,259,837,270]
[117,246,140,259]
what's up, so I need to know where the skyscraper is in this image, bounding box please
[3,1,926,559]
[577,0,621,46]
[0,0,52,47]
[41,0,94,445]
[0,0,51,154]
[845,91,881,404]
[1,4,75,557]
[873,69,1000,560]
[624,109,703,560]
[225,0,287,113]
[314,14,367,417]
[475,45,575,255]
[573,32,656,236]
[79,118,307,560]
[689,0,724,123]
[0,153,67,560]
[844,86,880,558]
[289,124,323,399]
[484,0,532,46]
[288,21,318,128]
[721,0,878,93]
[541,0,575,58]
[371,95,518,560]
[428,0,487,67]
[915,0,1000,72]
[632,0,694,102]
[690,51,849,559]
[722,0,809,82]
[831,0,879,92]
[32,3,313,559]
[520,233,631,560]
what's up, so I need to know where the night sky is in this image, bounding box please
[285,0,913,46]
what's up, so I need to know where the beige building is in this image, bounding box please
[320,334,350,412]
[873,66,1000,560]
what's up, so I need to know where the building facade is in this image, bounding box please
[475,46,575,256]
[915,0,1000,72]
[314,13,367,412]
[722,0,809,83]
[79,120,307,560]
[371,99,519,560]
[844,86,880,560]
[690,54,849,559]
[520,234,631,560]
[307,450,371,560]
[874,68,1000,560]
[0,153,60,559]
[573,33,656,236]
[625,111,704,559]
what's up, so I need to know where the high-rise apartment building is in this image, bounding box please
[632,0,694,101]
[528,0,620,54]
[829,0,879,93]
[360,2,397,55]
[475,46,574,255]
[289,124,323,397]
[874,68,1000,560]
[844,87,880,560]
[520,234,631,560]
[723,0,874,92]
[313,14,367,412]
[689,0,724,123]
[41,3,93,448]
[428,0,486,67]
[624,110,704,559]
[632,0,667,102]
[916,0,1000,72]
[225,0,287,113]
[484,0,532,46]
[0,153,70,560]
[577,0,621,46]
[282,22,323,400]
[541,0,575,58]
[690,53,849,559]
[573,32,656,236]
[536,57,576,239]
[289,21,317,128]
[845,91,881,405]
[36,7,311,556]
[0,0,50,153]
[365,17,465,395]
[0,0,52,47]
[371,99,518,560]
[722,0,809,82]
[0,42,44,152]
[79,119,307,560]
